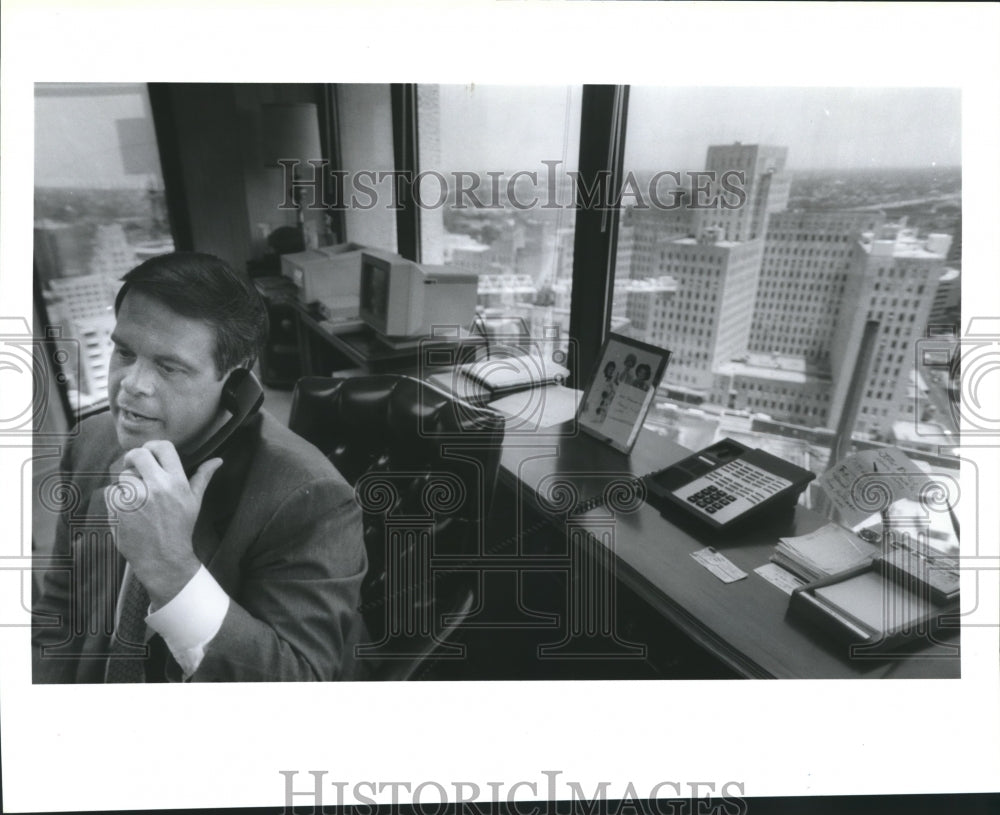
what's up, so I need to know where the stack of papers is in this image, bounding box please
[771,522,879,582]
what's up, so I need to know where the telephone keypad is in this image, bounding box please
[645,438,817,529]
[674,459,793,524]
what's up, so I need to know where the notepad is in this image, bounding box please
[456,353,570,396]
[812,569,934,635]
[788,557,960,652]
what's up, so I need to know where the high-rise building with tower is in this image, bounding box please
[750,210,886,362]
[650,230,765,394]
[693,143,790,243]
[827,227,953,437]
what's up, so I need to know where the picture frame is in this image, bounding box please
[576,333,671,454]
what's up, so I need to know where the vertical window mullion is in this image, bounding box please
[391,83,421,262]
[318,84,346,245]
[568,84,629,388]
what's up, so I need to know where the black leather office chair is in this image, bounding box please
[288,374,506,680]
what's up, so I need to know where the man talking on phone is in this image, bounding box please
[33,252,367,682]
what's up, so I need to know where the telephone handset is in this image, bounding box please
[644,438,815,532]
[180,368,264,476]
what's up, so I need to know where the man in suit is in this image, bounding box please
[33,252,367,682]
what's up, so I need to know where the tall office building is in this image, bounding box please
[707,210,883,427]
[693,143,790,243]
[553,226,576,283]
[710,353,833,424]
[650,231,765,394]
[447,222,524,277]
[476,274,536,311]
[88,223,137,279]
[827,227,953,437]
[614,142,959,444]
[929,266,961,328]
[639,144,784,396]
[616,145,776,396]
[512,217,556,283]
[621,275,677,337]
[750,210,886,362]
[712,220,955,436]
[615,205,693,282]
[946,211,962,265]
[34,221,94,281]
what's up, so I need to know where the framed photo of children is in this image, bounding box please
[577,333,671,454]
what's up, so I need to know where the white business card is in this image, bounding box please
[690,547,748,583]
[754,563,806,595]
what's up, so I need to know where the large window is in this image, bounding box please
[608,87,962,493]
[323,83,962,485]
[415,84,582,355]
[34,83,175,412]
[333,84,398,255]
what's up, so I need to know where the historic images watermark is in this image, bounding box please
[913,317,1000,443]
[0,316,80,438]
[279,770,748,815]
[352,331,649,667]
[2,317,83,633]
[275,159,749,213]
[416,330,576,439]
[17,314,999,666]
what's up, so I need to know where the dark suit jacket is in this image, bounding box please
[32,409,367,682]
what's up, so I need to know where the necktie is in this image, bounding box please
[101,461,150,683]
[104,563,150,682]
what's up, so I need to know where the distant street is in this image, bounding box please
[852,192,962,212]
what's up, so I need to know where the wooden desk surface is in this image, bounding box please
[295,304,485,374]
[497,418,961,680]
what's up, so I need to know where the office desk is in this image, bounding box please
[251,275,484,378]
[295,304,484,376]
[494,414,961,680]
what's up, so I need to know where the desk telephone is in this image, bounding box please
[180,368,264,475]
[644,438,815,531]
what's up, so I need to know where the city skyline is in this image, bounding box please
[34,84,962,192]
[435,85,961,174]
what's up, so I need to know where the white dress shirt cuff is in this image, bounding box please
[146,566,229,679]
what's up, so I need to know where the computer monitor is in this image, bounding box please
[359,250,478,338]
[280,242,366,318]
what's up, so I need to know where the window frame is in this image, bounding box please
[329,82,629,387]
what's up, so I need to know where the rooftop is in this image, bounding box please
[716,353,831,384]
[442,233,490,254]
[670,236,741,250]
[859,227,952,260]
[616,275,678,294]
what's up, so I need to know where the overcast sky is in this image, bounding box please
[35,84,962,189]
[437,85,961,173]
